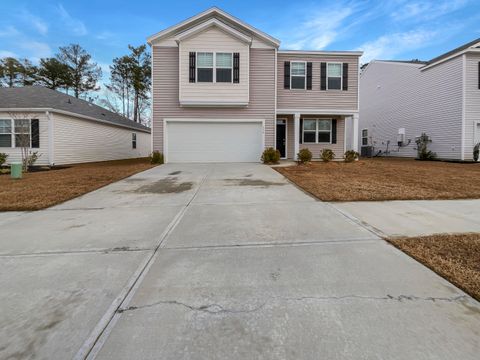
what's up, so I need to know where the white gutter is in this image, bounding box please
[0,108,151,134]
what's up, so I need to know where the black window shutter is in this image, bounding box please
[320,62,327,90]
[299,118,303,144]
[31,119,40,148]
[284,61,290,89]
[342,63,348,91]
[306,62,312,90]
[233,53,240,83]
[189,52,196,83]
[331,119,337,144]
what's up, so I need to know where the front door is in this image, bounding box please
[276,120,286,158]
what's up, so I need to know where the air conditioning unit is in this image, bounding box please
[361,146,373,157]
[397,128,406,146]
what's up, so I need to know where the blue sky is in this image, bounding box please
[0,0,479,82]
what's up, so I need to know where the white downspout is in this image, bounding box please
[46,111,54,166]
[352,114,359,153]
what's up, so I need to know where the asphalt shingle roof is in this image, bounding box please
[0,86,150,133]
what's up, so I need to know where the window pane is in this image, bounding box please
[15,119,30,133]
[291,62,305,75]
[303,132,316,143]
[216,68,232,82]
[0,134,11,147]
[362,138,368,146]
[198,68,213,82]
[328,77,341,90]
[15,134,30,147]
[362,129,368,137]
[197,52,213,67]
[291,76,305,89]
[0,119,11,133]
[327,63,342,77]
[318,120,331,131]
[216,53,232,68]
[318,132,331,143]
[303,120,316,131]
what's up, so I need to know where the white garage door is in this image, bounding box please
[166,121,264,163]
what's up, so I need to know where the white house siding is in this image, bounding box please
[179,26,249,104]
[0,111,50,166]
[52,113,150,165]
[359,58,463,159]
[277,54,359,110]
[464,53,480,160]
[152,46,276,152]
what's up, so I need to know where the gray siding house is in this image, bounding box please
[0,87,151,166]
[148,7,362,163]
[359,38,480,161]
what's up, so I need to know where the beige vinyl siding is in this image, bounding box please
[52,113,150,165]
[0,111,50,166]
[277,54,359,110]
[464,53,480,160]
[152,46,276,152]
[359,59,463,160]
[179,27,249,104]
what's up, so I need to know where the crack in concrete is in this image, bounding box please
[115,294,470,316]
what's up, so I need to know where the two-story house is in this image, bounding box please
[148,7,362,163]
[359,38,480,161]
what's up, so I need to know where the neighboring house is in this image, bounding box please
[0,86,151,166]
[359,38,480,161]
[148,7,362,163]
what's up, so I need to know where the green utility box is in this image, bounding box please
[10,162,22,179]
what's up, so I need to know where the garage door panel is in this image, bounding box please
[167,121,263,163]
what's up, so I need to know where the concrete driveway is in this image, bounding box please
[0,164,479,359]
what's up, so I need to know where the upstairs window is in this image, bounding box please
[197,52,213,82]
[0,119,12,147]
[132,133,137,149]
[216,53,232,83]
[327,63,342,90]
[291,61,306,89]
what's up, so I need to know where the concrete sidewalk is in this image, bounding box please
[333,199,480,237]
[0,164,479,359]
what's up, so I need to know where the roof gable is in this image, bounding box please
[175,18,252,45]
[147,7,280,48]
[421,38,480,70]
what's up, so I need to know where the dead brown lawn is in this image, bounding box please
[388,233,480,302]
[0,158,156,211]
[276,158,480,201]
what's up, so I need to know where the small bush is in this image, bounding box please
[261,147,281,164]
[344,150,359,163]
[297,148,312,164]
[473,143,479,162]
[320,149,335,162]
[415,133,436,160]
[24,151,40,171]
[0,153,7,167]
[150,151,164,164]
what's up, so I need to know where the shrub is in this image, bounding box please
[344,150,359,163]
[474,143,479,162]
[297,148,312,164]
[415,133,436,160]
[0,153,7,167]
[25,151,40,170]
[150,151,164,164]
[320,149,335,162]
[261,147,281,164]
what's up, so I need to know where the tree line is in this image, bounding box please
[0,44,151,124]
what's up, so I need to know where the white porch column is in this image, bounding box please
[352,113,359,153]
[293,113,300,160]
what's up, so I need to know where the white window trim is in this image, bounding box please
[14,118,32,148]
[361,128,368,146]
[196,52,234,84]
[290,61,307,90]
[0,119,13,148]
[302,118,332,144]
[326,62,343,91]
